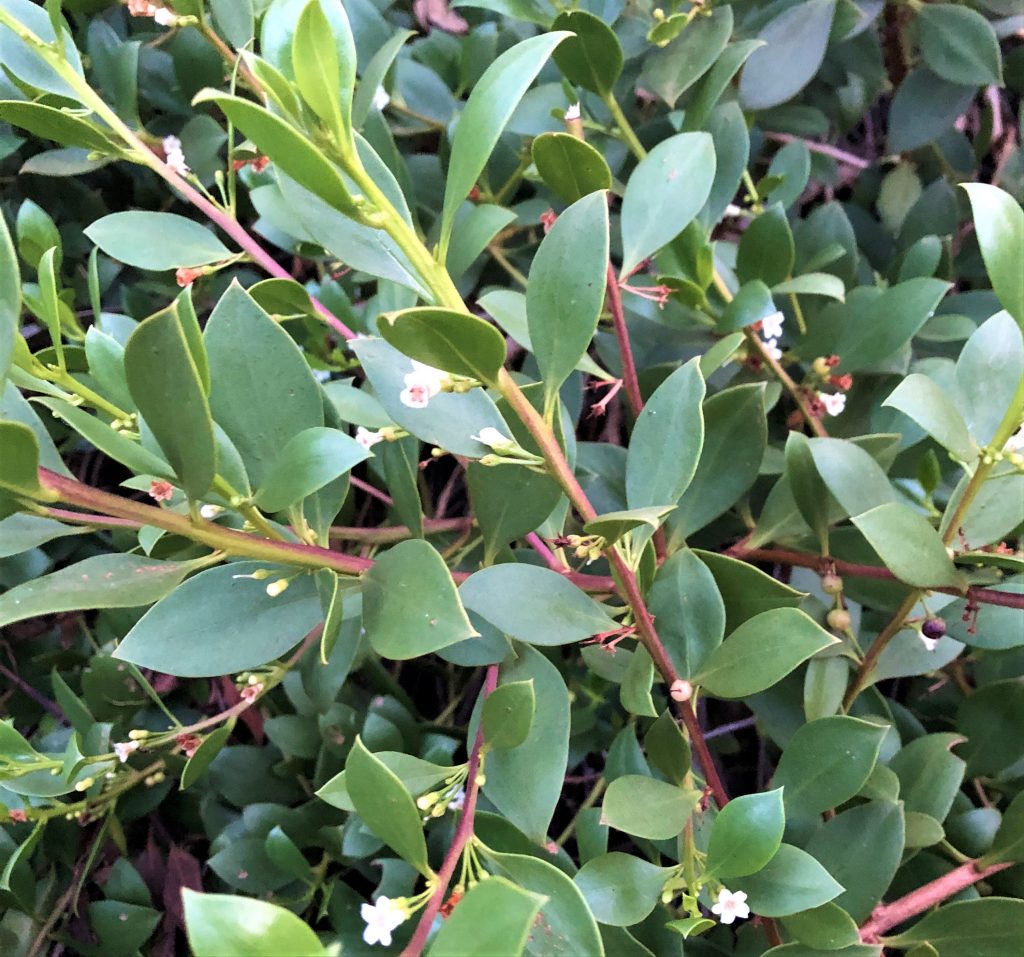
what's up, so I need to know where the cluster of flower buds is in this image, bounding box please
[126,0,180,27]
[415,784,467,819]
[471,428,548,471]
[809,354,851,416]
[355,425,403,450]
[231,155,270,174]
[560,533,607,564]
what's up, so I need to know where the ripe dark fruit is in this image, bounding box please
[922,618,946,642]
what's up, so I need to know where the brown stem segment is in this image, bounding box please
[605,263,643,419]
[858,860,1013,943]
[401,666,499,957]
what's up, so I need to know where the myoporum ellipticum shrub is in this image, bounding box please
[0,0,1023,954]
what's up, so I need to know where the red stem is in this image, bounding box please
[764,132,870,170]
[401,666,499,957]
[526,532,568,572]
[605,263,643,418]
[858,860,1012,942]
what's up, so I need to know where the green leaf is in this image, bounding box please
[732,845,845,917]
[883,375,977,462]
[0,100,114,152]
[737,204,795,287]
[961,184,1024,328]
[0,202,17,383]
[194,92,360,217]
[115,562,323,677]
[641,6,733,108]
[983,791,1024,865]
[648,548,725,678]
[440,31,570,258]
[684,38,764,132]
[626,358,705,511]
[780,903,860,950]
[550,10,623,95]
[805,801,905,922]
[205,283,324,487]
[254,427,368,512]
[851,503,962,589]
[481,848,605,957]
[601,776,700,841]
[644,709,691,786]
[584,506,675,546]
[0,555,198,628]
[695,550,805,632]
[363,539,476,660]
[183,890,327,957]
[85,212,232,271]
[345,736,432,877]
[426,876,545,957]
[317,752,458,812]
[773,716,888,816]
[292,0,351,145]
[180,722,234,791]
[707,788,785,879]
[526,191,609,412]
[807,438,898,520]
[460,564,617,646]
[884,898,1024,955]
[124,306,215,500]
[956,679,1024,777]
[574,853,673,927]
[447,203,518,282]
[0,513,85,559]
[210,0,254,49]
[695,608,839,699]
[888,68,975,153]
[783,429,834,553]
[619,133,716,278]
[956,312,1024,446]
[772,273,846,300]
[917,5,1002,87]
[665,916,716,940]
[0,421,46,498]
[351,28,414,128]
[738,0,836,110]
[719,280,776,332]
[531,133,612,205]
[483,679,535,751]
[378,306,506,385]
[484,644,570,842]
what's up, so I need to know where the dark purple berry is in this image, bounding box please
[922,618,946,642]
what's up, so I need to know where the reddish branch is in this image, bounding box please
[730,544,1024,610]
[859,859,1013,943]
[605,263,644,419]
[401,666,498,957]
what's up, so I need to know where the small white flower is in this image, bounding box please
[162,134,189,175]
[1005,426,1024,453]
[564,102,581,122]
[199,504,223,520]
[761,311,784,340]
[470,427,514,451]
[114,741,139,763]
[669,679,693,703]
[265,578,290,597]
[819,391,847,417]
[372,85,390,112]
[356,426,385,450]
[399,361,446,409]
[711,888,750,925]
[448,787,466,812]
[919,634,939,652]
[763,338,783,361]
[361,896,408,947]
[153,6,177,26]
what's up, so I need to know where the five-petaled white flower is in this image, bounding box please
[162,134,189,175]
[1005,426,1024,453]
[763,338,783,361]
[400,361,447,409]
[470,427,514,452]
[113,741,139,763]
[711,888,750,925]
[761,311,784,340]
[372,86,390,112]
[361,896,408,947]
[565,102,581,122]
[448,787,466,812]
[819,391,847,417]
[356,426,385,450]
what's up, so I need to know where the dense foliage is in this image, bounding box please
[0,0,1023,954]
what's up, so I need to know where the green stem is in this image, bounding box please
[603,93,646,160]
[555,776,606,847]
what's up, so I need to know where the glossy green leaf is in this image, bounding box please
[317,752,458,812]
[918,5,1002,87]
[550,10,623,95]
[124,307,215,500]
[807,437,898,520]
[884,898,1024,955]
[706,788,785,878]
[180,722,234,791]
[292,0,351,145]
[601,776,699,841]
[426,876,545,957]
[0,100,113,152]
[0,421,45,498]
[737,204,795,287]
[641,6,733,108]
[626,358,705,511]
[85,212,231,271]
[483,679,535,751]
[695,549,805,631]
[527,191,609,412]
[961,184,1024,328]
[851,503,962,589]
[696,608,839,699]
[982,791,1024,865]
[732,844,845,916]
[883,375,977,461]
[619,133,716,278]
[440,31,570,257]
[531,133,612,205]
[584,505,675,546]
[210,0,254,48]
[363,540,476,660]
[888,68,975,154]
[378,306,506,385]
[957,679,1024,777]
[183,890,327,956]
[773,716,887,816]
[644,709,691,786]
[115,562,323,676]
[773,273,845,300]
[254,427,367,512]
[780,903,861,950]
[574,853,673,927]
[0,203,17,384]
[955,312,1024,446]
[345,736,432,877]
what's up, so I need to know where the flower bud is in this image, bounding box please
[669,679,693,702]
[826,608,852,632]
[821,573,844,596]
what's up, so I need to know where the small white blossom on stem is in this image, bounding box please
[361,896,409,947]
[162,134,189,175]
[1005,426,1024,453]
[711,888,750,925]
[470,427,515,453]
[372,86,390,111]
[818,391,847,417]
[265,578,290,598]
[356,426,385,450]
[564,102,581,122]
[760,311,784,340]
[400,360,447,409]
[447,787,466,812]
[763,338,783,361]
[113,741,139,763]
